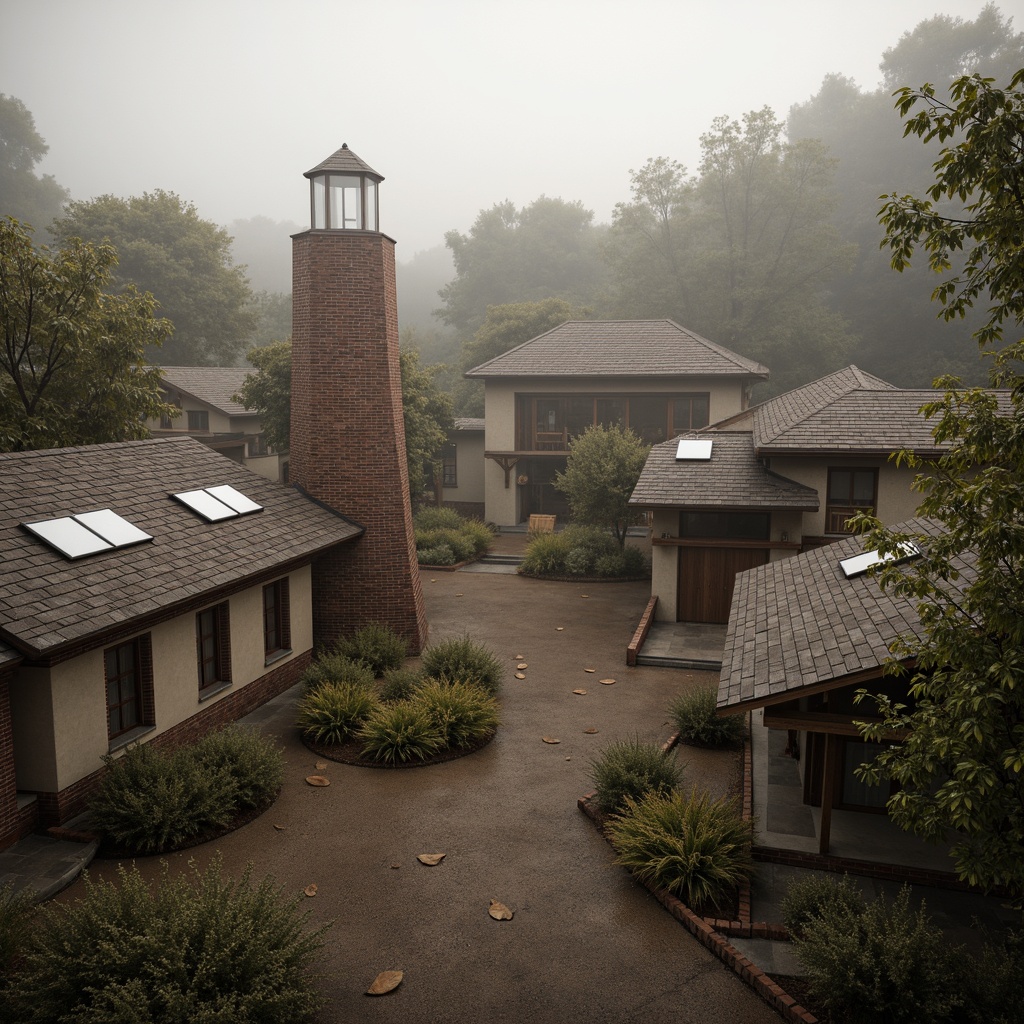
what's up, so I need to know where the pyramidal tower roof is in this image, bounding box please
[304,143,383,181]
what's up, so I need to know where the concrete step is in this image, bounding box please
[478,553,523,565]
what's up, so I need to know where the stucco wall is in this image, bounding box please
[442,430,485,506]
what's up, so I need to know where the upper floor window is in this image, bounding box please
[187,410,210,432]
[826,468,878,533]
[248,434,269,458]
[442,444,458,487]
[196,603,231,694]
[263,578,291,660]
[160,400,181,430]
[104,635,154,740]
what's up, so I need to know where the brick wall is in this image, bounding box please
[0,669,34,849]
[290,229,427,652]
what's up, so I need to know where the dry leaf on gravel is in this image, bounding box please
[367,971,404,995]
[315,762,328,770]
[488,900,514,920]
[517,662,528,669]
[556,626,564,631]
[304,883,318,897]
[273,823,286,831]
[572,688,587,695]
[515,672,525,679]
[584,668,596,674]
[542,736,560,744]
[417,853,446,866]
[584,727,599,734]
[305,775,330,787]
[600,678,616,685]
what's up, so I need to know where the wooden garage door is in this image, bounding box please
[677,546,769,624]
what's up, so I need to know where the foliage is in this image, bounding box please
[606,788,753,911]
[400,346,453,501]
[0,217,173,452]
[87,731,283,855]
[780,873,867,936]
[792,885,964,1024]
[409,679,500,749]
[236,340,291,451]
[0,94,68,237]
[379,668,424,703]
[300,652,376,692]
[554,425,650,548]
[669,686,746,748]
[296,681,379,745]
[414,511,493,565]
[519,525,647,578]
[417,528,476,562]
[960,930,1024,1024]
[52,191,257,366]
[416,543,456,566]
[588,737,683,815]
[243,290,293,350]
[413,506,465,531]
[335,621,408,677]
[0,884,33,985]
[2,858,326,1024]
[358,702,443,764]
[421,635,504,695]
[520,531,571,575]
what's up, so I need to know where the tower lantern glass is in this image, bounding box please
[306,144,382,232]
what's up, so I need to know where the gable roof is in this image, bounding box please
[0,437,362,660]
[718,517,966,713]
[630,432,818,511]
[464,320,770,380]
[160,366,253,418]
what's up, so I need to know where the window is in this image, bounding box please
[187,410,210,432]
[196,603,231,694]
[105,635,154,740]
[248,433,269,458]
[680,511,769,540]
[442,444,457,487]
[671,394,710,432]
[826,468,878,533]
[263,578,291,660]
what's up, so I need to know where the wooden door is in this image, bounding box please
[677,546,769,623]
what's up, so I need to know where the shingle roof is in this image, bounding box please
[630,432,818,510]
[160,366,253,417]
[464,320,770,379]
[304,143,383,181]
[718,518,963,712]
[0,437,362,659]
[453,418,485,431]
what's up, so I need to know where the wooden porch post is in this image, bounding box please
[818,732,839,855]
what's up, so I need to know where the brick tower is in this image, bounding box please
[290,144,427,653]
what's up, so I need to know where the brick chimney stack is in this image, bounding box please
[289,144,427,652]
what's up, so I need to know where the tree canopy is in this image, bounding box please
[400,347,454,503]
[0,218,171,452]
[0,95,68,237]
[235,341,292,453]
[52,191,257,366]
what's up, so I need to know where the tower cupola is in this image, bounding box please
[305,143,383,231]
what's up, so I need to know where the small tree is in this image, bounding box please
[237,340,292,452]
[554,424,649,549]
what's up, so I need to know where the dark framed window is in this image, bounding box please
[441,444,457,487]
[187,409,210,432]
[671,394,711,432]
[248,433,269,458]
[263,578,291,659]
[160,400,181,430]
[196,603,231,693]
[104,635,154,740]
[680,511,770,540]
[826,468,878,534]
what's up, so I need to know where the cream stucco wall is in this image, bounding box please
[443,430,485,506]
[8,566,313,794]
[651,510,680,623]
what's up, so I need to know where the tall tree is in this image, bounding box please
[0,95,68,237]
[854,69,1024,901]
[400,347,454,504]
[235,341,292,452]
[53,191,257,366]
[0,218,171,452]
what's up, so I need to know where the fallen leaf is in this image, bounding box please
[600,678,616,685]
[565,757,571,761]
[542,736,560,744]
[430,578,437,582]
[489,899,514,921]
[584,668,596,674]
[305,775,330,787]
[273,823,286,831]
[514,653,524,659]
[517,662,528,670]
[572,688,587,695]
[304,883,318,897]
[390,863,401,869]
[556,626,565,631]
[515,672,525,680]
[455,593,464,597]
[584,727,599,734]
[417,853,446,866]
[580,594,589,599]
[315,761,328,770]
[366,970,404,995]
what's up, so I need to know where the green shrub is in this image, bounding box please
[565,546,593,575]
[606,788,754,910]
[301,653,375,692]
[297,681,379,745]
[433,528,477,562]
[358,703,443,764]
[2,858,326,1024]
[589,737,683,815]
[421,635,504,695]
[379,667,424,702]
[594,552,627,576]
[963,931,1024,1024]
[0,884,33,986]
[88,742,238,855]
[190,727,284,812]
[793,885,965,1024]
[561,524,618,560]
[669,686,745,748]
[414,506,464,532]
[781,873,867,936]
[459,518,495,556]
[410,679,500,749]
[520,531,568,574]
[417,543,456,566]
[622,545,649,576]
[336,622,407,677]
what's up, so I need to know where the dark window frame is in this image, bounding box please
[826,467,879,534]
[262,578,292,662]
[104,635,155,741]
[196,602,231,694]
[441,444,458,487]
[187,409,210,432]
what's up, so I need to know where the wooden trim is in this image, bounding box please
[762,707,907,739]
[653,537,800,551]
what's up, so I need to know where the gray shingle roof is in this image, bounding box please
[630,432,818,510]
[160,366,254,417]
[453,418,485,431]
[304,143,383,181]
[0,437,362,659]
[464,320,770,379]
[718,518,961,712]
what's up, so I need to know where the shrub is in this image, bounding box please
[421,635,504,695]
[2,858,326,1024]
[520,531,568,575]
[433,529,477,562]
[297,681,379,745]
[669,686,745,748]
[358,703,443,764]
[963,931,1024,1024]
[793,885,965,1024]
[561,524,618,560]
[0,884,33,985]
[594,552,627,577]
[410,679,500,749]
[335,622,407,677]
[589,737,683,815]
[417,543,456,566]
[414,506,464,532]
[459,518,495,556]
[301,653,375,692]
[190,727,284,812]
[606,788,754,910]
[565,546,593,575]
[379,668,424,702]
[781,873,867,936]
[622,545,649,576]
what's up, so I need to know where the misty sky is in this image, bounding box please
[2,0,1018,260]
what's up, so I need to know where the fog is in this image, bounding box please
[1,0,1007,260]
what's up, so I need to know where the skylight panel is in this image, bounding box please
[172,485,264,522]
[676,438,713,461]
[22,509,153,560]
[205,484,262,515]
[839,541,921,579]
[74,509,153,547]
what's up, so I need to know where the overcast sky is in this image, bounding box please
[2,0,1018,260]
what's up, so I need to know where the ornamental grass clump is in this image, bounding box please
[296,681,379,745]
[379,667,424,702]
[421,635,504,696]
[335,621,408,677]
[358,703,443,764]
[669,686,745,748]
[410,679,500,749]
[1,858,327,1024]
[605,787,753,911]
[301,652,375,692]
[588,737,683,815]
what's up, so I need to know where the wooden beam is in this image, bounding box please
[819,732,840,855]
[763,707,906,739]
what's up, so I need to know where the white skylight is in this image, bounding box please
[23,510,153,560]
[173,486,264,522]
[839,541,921,579]
[676,438,713,461]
